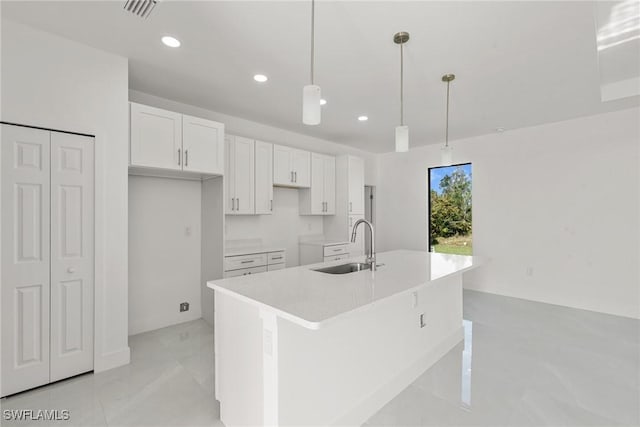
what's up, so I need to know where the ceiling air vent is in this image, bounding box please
[124,0,157,19]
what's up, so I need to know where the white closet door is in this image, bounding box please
[1,124,51,397]
[49,131,94,382]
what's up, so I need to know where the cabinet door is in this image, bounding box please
[232,136,255,215]
[49,132,94,382]
[224,136,235,214]
[273,144,292,186]
[1,124,51,397]
[130,102,182,170]
[348,156,365,214]
[292,149,311,188]
[255,140,273,214]
[182,115,224,175]
[309,153,325,214]
[323,156,336,215]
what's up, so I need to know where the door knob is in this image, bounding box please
[67,267,76,274]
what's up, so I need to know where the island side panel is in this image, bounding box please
[276,274,464,426]
[214,291,264,426]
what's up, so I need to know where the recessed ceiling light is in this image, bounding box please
[495,127,505,133]
[358,115,368,122]
[320,99,327,106]
[253,74,268,83]
[161,36,181,48]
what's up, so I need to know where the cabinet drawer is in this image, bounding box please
[224,266,268,278]
[323,244,349,257]
[267,263,285,272]
[268,251,286,264]
[224,253,268,271]
[324,254,350,262]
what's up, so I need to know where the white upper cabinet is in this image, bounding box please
[129,102,224,177]
[300,153,335,215]
[182,114,224,175]
[324,155,336,214]
[225,135,255,215]
[292,149,311,187]
[254,140,274,215]
[273,144,310,188]
[130,103,182,170]
[348,156,365,215]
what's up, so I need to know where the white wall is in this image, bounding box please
[1,19,130,370]
[226,187,323,267]
[128,176,202,335]
[376,108,640,319]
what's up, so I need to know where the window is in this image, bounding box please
[428,163,472,255]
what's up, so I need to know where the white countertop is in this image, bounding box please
[225,245,285,257]
[298,239,351,247]
[208,250,484,329]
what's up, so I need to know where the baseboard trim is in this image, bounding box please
[94,346,130,373]
[332,327,464,427]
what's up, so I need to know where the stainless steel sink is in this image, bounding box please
[313,262,372,274]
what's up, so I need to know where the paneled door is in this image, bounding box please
[49,131,94,382]
[1,125,52,397]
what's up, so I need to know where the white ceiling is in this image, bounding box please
[2,1,639,153]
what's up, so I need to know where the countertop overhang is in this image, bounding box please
[208,250,485,330]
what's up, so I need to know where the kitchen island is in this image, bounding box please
[208,250,483,426]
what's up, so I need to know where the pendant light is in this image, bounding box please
[303,0,321,125]
[394,32,410,152]
[441,74,455,165]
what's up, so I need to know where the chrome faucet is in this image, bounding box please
[351,219,376,271]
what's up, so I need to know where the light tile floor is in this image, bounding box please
[2,290,638,426]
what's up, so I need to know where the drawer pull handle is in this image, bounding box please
[271,256,282,260]
[241,260,254,264]
[333,248,341,252]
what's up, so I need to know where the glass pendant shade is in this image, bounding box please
[303,85,321,125]
[441,145,453,165]
[395,125,409,152]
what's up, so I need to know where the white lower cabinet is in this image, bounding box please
[224,266,268,278]
[1,124,94,397]
[223,250,285,278]
[299,241,350,266]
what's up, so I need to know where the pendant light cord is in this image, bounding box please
[400,41,404,126]
[445,80,451,147]
[310,0,315,85]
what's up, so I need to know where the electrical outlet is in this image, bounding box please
[180,302,189,312]
[526,267,534,277]
[419,313,426,328]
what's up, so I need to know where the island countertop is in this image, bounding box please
[207,249,484,329]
